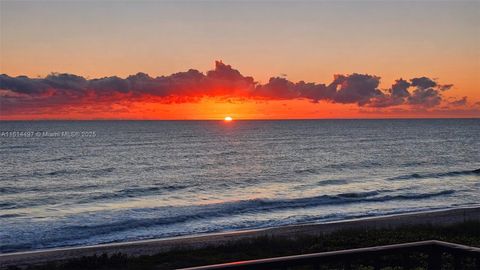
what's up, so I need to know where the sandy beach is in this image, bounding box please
[1,206,479,268]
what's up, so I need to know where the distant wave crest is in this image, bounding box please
[389,169,480,181]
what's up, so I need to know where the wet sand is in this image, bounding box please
[1,206,479,268]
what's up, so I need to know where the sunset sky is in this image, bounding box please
[1,0,479,120]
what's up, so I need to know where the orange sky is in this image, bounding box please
[1,1,479,119]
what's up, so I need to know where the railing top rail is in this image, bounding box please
[178,240,480,270]
[431,240,480,253]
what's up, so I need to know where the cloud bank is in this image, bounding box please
[0,61,467,116]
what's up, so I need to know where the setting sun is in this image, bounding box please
[224,116,233,121]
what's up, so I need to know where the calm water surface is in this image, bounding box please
[0,119,479,252]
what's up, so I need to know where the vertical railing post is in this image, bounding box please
[472,254,480,270]
[372,257,380,270]
[427,245,442,270]
[453,252,462,270]
[344,260,351,270]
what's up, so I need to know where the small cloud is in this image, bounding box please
[449,96,468,107]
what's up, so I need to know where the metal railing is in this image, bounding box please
[179,240,480,270]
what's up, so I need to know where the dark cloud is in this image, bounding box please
[391,79,411,98]
[366,79,411,108]
[0,74,48,95]
[330,74,382,105]
[45,73,88,92]
[407,88,442,107]
[405,77,450,108]
[296,81,332,102]
[90,76,131,94]
[410,77,437,89]
[439,84,453,91]
[449,96,468,107]
[0,61,460,115]
[256,77,300,99]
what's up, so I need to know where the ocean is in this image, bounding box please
[0,119,479,253]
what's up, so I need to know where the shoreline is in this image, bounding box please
[1,206,480,268]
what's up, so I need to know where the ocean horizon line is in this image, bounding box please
[1,117,479,122]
